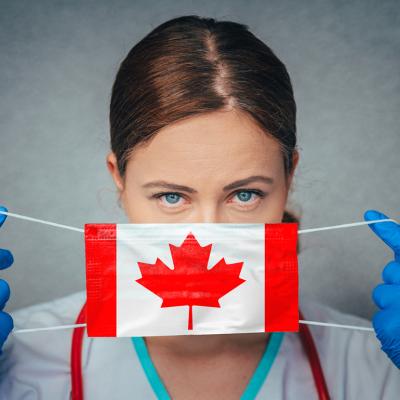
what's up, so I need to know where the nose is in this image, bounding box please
[191,204,224,224]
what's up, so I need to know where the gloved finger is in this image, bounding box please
[0,206,14,271]
[364,210,400,261]
[382,260,400,284]
[372,307,400,340]
[372,283,400,309]
[372,308,400,369]
[0,206,9,227]
[0,311,13,346]
[0,279,10,311]
[0,248,14,270]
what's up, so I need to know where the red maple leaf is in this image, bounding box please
[135,231,246,330]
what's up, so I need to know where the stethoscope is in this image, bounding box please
[70,303,331,400]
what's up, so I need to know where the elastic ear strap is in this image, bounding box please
[0,209,398,235]
[12,318,375,334]
[298,218,398,234]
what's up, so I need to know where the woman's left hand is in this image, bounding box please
[364,209,400,369]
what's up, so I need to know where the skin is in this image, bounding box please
[107,107,299,399]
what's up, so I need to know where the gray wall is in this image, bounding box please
[0,0,399,321]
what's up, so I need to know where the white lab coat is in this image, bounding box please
[0,291,398,399]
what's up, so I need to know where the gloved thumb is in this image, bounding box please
[364,209,400,262]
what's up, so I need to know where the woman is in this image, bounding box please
[0,15,399,399]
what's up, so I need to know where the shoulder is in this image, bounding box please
[298,297,400,399]
[9,290,86,328]
[0,292,156,399]
[0,291,86,398]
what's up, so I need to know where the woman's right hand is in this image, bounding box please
[0,206,14,355]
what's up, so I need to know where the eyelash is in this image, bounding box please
[151,189,267,207]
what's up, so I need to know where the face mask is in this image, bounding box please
[84,222,299,337]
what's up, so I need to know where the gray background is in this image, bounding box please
[0,0,399,321]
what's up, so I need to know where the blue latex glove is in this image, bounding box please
[364,209,400,369]
[0,206,14,356]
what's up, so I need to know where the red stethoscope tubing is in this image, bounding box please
[70,303,86,400]
[70,303,330,400]
[298,309,330,400]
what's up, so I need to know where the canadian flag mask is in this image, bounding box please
[84,222,299,337]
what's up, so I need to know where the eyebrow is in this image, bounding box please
[141,175,274,193]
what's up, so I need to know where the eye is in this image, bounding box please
[230,189,266,207]
[152,192,186,208]
[151,189,267,210]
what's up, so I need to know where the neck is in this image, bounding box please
[145,332,270,358]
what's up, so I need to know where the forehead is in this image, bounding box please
[125,109,283,180]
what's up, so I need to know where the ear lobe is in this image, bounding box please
[291,149,300,172]
[287,149,299,189]
[106,152,124,192]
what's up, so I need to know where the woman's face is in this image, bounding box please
[107,108,299,224]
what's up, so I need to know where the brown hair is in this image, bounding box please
[109,15,300,226]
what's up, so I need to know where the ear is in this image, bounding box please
[106,151,124,192]
[286,149,299,190]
